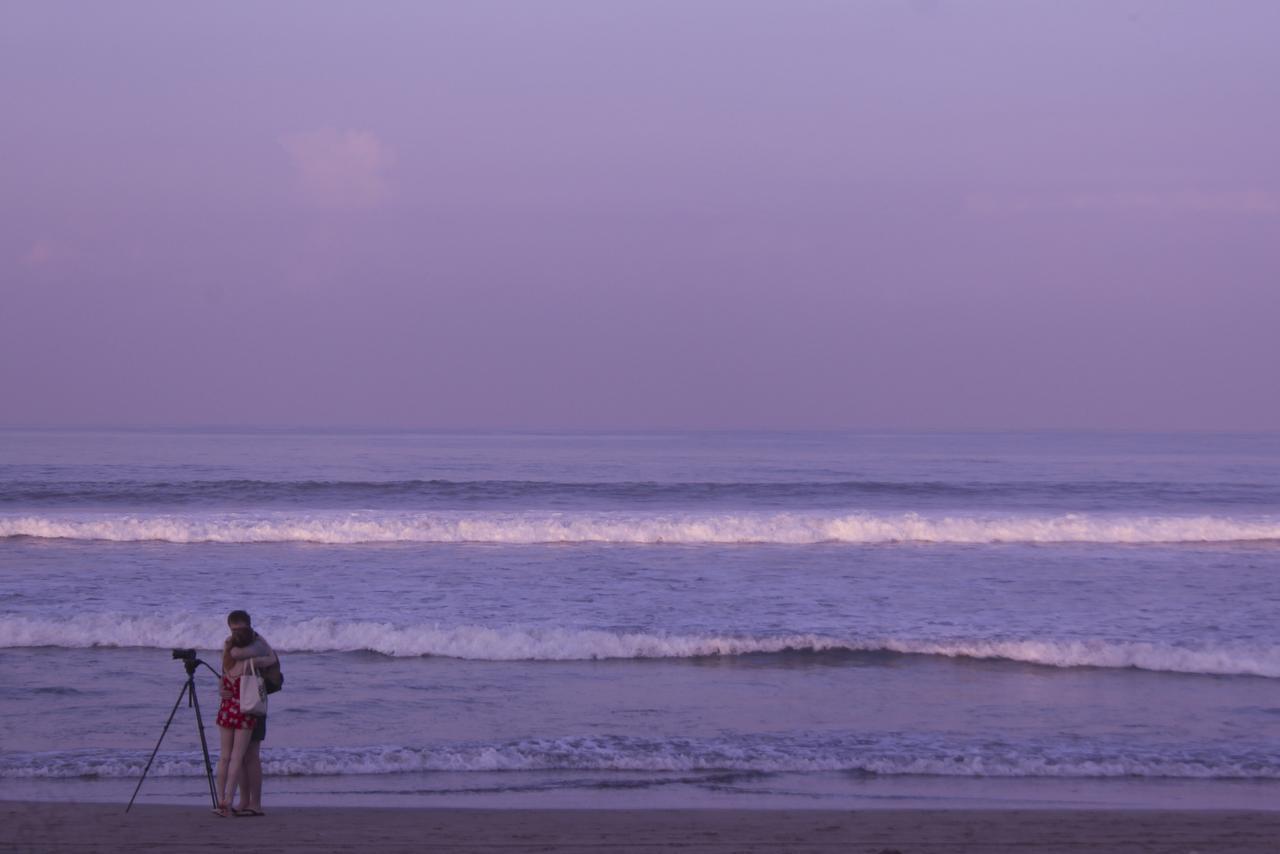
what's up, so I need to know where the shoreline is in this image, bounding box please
[6,802,1280,853]
[10,770,1280,813]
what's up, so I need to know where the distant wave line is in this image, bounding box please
[0,477,1273,507]
[1,510,1278,545]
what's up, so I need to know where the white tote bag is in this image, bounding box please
[239,658,269,717]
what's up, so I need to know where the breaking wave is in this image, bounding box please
[5,734,1278,780]
[2,510,1277,545]
[3,615,1277,677]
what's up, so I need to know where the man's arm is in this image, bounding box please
[229,634,278,668]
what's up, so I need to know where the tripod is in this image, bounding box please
[126,657,220,812]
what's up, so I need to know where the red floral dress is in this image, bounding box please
[216,673,255,730]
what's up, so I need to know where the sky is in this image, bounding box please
[2,0,1278,430]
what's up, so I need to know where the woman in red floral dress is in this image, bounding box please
[213,637,256,816]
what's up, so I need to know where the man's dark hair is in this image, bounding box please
[227,610,252,626]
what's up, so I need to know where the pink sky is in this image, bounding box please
[2,1,1278,429]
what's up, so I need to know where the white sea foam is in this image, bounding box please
[3,615,1277,677]
[1,510,1277,545]
[4,736,1277,780]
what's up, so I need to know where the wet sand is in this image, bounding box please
[4,802,1280,853]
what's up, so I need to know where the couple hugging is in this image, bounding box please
[213,609,282,817]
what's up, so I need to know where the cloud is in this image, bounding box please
[965,192,1041,215]
[280,129,394,209]
[21,239,64,269]
[967,189,1280,216]
[1067,189,1280,215]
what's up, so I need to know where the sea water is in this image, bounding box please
[1,429,1278,809]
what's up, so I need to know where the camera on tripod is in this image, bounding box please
[129,649,219,812]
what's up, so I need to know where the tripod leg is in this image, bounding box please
[125,680,189,813]
[188,675,219,809]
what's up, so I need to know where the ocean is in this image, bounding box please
[1,429,1278,810]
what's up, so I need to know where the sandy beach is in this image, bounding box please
[4,802,1280,853]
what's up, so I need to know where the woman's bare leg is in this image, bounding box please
[220,727,254,810]
[214,726,233,812]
